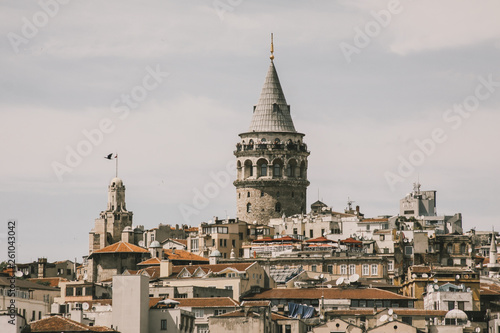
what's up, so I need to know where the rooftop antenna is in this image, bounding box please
[347,197,355,211]
[115,152,118,178]
[270,33,274,60]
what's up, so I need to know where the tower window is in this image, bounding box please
[246,203,251,213]
[291,192,294,198]
[261,191,264,197]
[247,192,250,198]
[273,163,282,177]
[239,193,241,199]
[260,163,267,177]
[277,191,280,198]
[275,202,281,213]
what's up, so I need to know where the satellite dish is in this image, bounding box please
[327,284,332,289]
[336,277,345,286]
[468,248,473,253]
[388,316,394,322]
[466,288,471,292]
[455,274,460,280]
[379,314,388,322]
[14,271,23,278]
[434,278,438,283]
[422,273,428,278]
[434,285,439,290]
[253,221,257,225]
[345,280,351,285]
[83,273,88,280]
[319,274,324,279]
[388,309,394,315]
[138,240,145,247]
[349,274,360,283]
[82,303,90,310]
[460,284,465,290]
[411,274,417,279]
[475,327,481,333]
[393,314,398,319]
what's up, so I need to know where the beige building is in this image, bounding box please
[0,277,59,323]
[156,260,276,300]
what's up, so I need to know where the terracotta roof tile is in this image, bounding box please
[174,297,239,307]
[165,262,255,278]
[163,249,208,262]
[242,301,270,307]
[244,288,415,300]
[150,297,163,308]
[138,257,161,266]
[28,315,115,332]
[28,277,69,288]
[91,241,148,254]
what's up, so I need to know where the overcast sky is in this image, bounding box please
[1,0,500,263]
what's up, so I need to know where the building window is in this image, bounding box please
[405,246,413,255]
[309,230,313,238]
[371,264,378,275]
[349,264,356,275]
[275,202,281,213]
[327,265,333,273]
[340,265,347,275]
[261,191,264,197]
[447,244,453,254]
[285,325,291,333]
[160,319,167,330]
[66,287,73,296]
[194,309,204,318]
[246,203,251,213]
[388,261,394,271]
[75,287,82,296]
[247,192,250,197]
[362,264,369,276]
[448,301,455,310]
[460,244,466,254]
[458,301,465,311]
[311,265,317,272]
[402,317,412,325]
[191,239,199,252]
[214,309,227,316]
[291,191,294,198]
[85,287,92,296]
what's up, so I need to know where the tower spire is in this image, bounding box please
[270,33,274,60]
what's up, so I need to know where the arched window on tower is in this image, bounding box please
[275,202,281,213]
[273,159,283,178]
[257,159,268,177]
[287,159,297,177]
[244,160,253,178]
[246,203,252,213]
[300,161,306,179]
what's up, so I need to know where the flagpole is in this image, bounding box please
[116,154,118,178]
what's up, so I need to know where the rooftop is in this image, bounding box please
[244,288,415,301]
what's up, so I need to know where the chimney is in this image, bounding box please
[160,259,172,278]
[37,258,47,278]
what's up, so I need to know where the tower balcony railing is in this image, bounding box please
[235,143,307,153]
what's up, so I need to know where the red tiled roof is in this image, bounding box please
[242,300,270,307]
[28,277,68,288]
[340,238,362,244]
[244,288,415,301]
[359,218,388,223]
[91,241,148,254]
[252,237,275,243]
[167,262,255,277]
[28,315,115,332]
[306,236,334,243]
[326,309,447,316]
[138,257,161,266]
[410,266,432,273]
[216,310,260,318]
[163,249,208,262]
[150,297,163,308]
[137,266,160,279]
[174,297,239,307]
[273,236,302,242]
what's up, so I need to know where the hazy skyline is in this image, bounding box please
[1,0,500,263]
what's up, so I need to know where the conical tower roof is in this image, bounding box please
[248,61,296,133]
